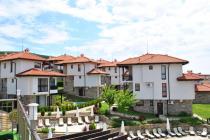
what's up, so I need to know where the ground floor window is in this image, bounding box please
[150,100,154,106]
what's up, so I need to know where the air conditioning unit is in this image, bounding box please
[168,101,174,104]
[146,83,153,87]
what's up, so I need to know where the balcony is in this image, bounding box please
[50,85,58,94]
[122,75,133,82]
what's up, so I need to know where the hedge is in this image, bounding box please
[38,98,101,113]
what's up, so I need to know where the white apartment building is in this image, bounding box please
[0,49,65,105]
[57,54,110,98]
[118,53,202,115]
[98,59,123,89]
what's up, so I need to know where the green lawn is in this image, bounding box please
[66,95,94,102]
[193,104,210,119]
[99,102,155,119]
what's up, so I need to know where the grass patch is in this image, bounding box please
[111,117,142,128]
[193,104,210,119]
[170,117,204,126]
[118,109,155,119]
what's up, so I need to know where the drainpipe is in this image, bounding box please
[12,61,17,98]
[83,63,86,96]
[167,64,171,116]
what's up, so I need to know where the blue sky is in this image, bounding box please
[0,0,210,73]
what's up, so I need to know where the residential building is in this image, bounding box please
[118,53,202,115]
[194,83,210,104]
[57,54,110,98]
[0,49,65,105]
[46,54,75,72]
[98,59,123,89]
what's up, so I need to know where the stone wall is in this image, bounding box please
[168,100,192,115]
[64,76,74,94]
[133,100,154,114]
[134,100,192,115]
[194,92,210,104]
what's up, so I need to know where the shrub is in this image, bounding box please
[179,117,204,126]
[48,112,52,116]
[62,110,66,116]
[37,127,55,133]
[139,115,145,121]
[147,119,163,124]
[41,108,45,116]
[178,112,190,117]
[89,123,96,130]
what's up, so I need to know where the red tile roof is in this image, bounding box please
[195,83,210,92]
[118,53,188,65]
[177,71,204,81]
[98,61,118,67]
[47,54,74,61]
[87,68,108,75]
[16,68,65,77]
[0,50,46,62]
[97,59,110,64]
[56,54,97,64]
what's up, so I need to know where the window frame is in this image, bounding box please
[78,64,81,72]
[34,62,41,69]
[135,83,140,91]
[114,67,117,73]
[149,65,153,70]
[38,78,48,92]
[161,65,167,80]
[162,83,167,97]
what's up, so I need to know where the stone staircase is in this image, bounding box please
[0,110,11,131]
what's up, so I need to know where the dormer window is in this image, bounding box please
[149,65,153,70]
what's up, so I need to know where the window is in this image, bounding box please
[150,100,154,106]
[161,65,166,80]
[4,63,6,69]
[11,79,14,83]
[78,64,81,72]
[149,65,153,70]
[71,64,73,69]
[135,83,140,91]
[115,76,117,79]
[108,67,111,70]
[38,78,48,92]
[10,62,13,73]
[114,67,117,73]
[162,83,167,97]
[34,62,41,69]
[136,100,144,106]
[50,78,56,90]
[79,76,81,79]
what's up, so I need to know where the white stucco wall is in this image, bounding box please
[103,67,123,85]
[132,64,196,100]
[66,63,96,75]
[74,75,101,87]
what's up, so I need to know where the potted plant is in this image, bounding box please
[41,108,45,116]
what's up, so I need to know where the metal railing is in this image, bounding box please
[17,98,41,140]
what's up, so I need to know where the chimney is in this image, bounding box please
[24,48,30,53]
[187,70,193,73]
[80,54,84,57]
[114,59,117,62]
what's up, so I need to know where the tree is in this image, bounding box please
[115,90,136,111]
[101,85,117,112]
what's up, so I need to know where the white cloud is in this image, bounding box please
[30,27,70,44]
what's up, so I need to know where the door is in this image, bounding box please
[79,88,84,96]
[157,102,163,115]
